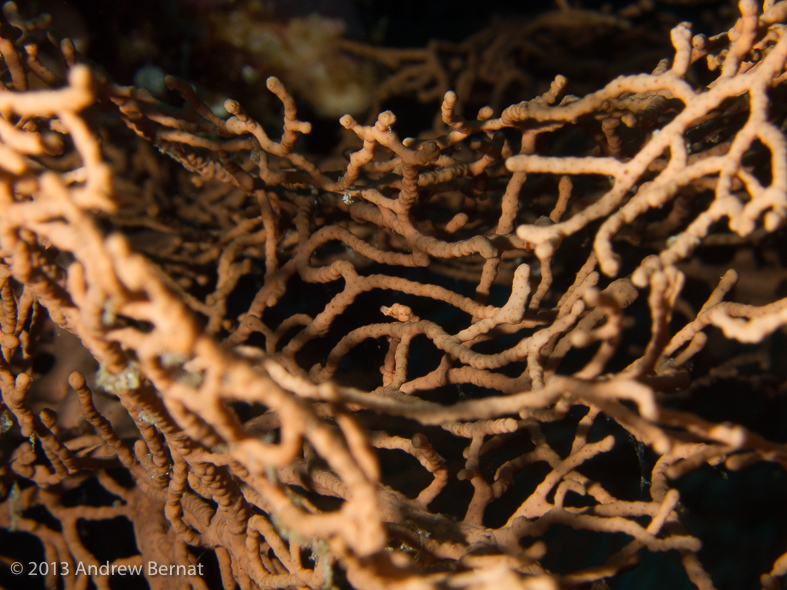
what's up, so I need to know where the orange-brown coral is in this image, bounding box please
[1,2,787,589]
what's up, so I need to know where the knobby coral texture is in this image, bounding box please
[1,0,787,589]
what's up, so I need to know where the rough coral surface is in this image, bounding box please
[1,1,787,589]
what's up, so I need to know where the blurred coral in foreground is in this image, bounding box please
[1,1,787,589]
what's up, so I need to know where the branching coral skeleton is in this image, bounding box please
[1,1,787,589]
